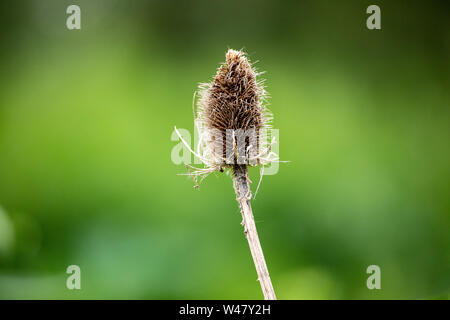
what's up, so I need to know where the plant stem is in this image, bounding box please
[233,164,277,300]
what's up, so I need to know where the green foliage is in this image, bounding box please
[0,0,448,299]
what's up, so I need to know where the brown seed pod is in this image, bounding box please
[196,49,272,167]
[175,49,278,179]
[201,49,264,132]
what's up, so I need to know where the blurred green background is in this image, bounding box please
[0,0,449,299]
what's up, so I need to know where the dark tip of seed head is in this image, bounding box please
[201,49,264,133]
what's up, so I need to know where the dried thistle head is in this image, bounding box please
[200,49,266,133]
[176,49,278,179]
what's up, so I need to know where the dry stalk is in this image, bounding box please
[233,164,276,300]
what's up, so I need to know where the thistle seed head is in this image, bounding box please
[201,49,265,132]
[196,49,272,168]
